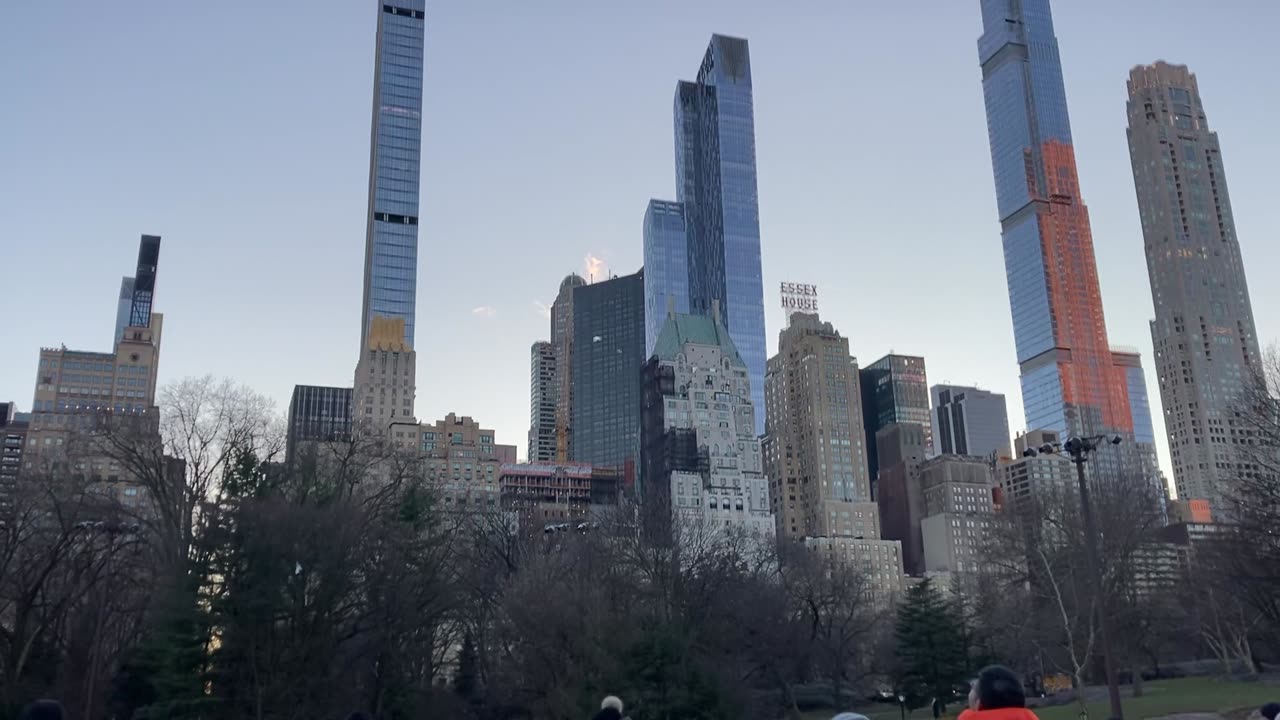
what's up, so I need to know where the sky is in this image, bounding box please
[4,1,1280,482]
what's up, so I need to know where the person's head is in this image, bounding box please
[1260,702,1280,720]
[975,666,1025,710]
[19,700,65,720]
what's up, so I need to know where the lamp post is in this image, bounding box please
[1024,434,1124,720]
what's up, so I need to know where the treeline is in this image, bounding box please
[2,362,1279,720]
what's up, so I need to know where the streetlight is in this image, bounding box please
[1023,434,1124,720]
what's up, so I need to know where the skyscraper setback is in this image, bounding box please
[646,34,768,436]
[976,0,1152,483]
[1126,62,1262,511]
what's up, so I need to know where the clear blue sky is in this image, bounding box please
[3,1,1279,480]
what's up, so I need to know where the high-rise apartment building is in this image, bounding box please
[407,413,508,514]
[551,274,585,462]
[113,277,135,350]
[764,313,875,541]
[351,0,425,435]
[286,385,353,461]
[875,423,929,575]
[570,270,645,483]
[997,430,1077,510]
[359,0,425,352]
[919,455,997,576]
[861,354,932,486]
[977,0,1152,485]
[1,403,29,521]
[1126,61,1262,511]
[667,35,768,436]
[931,385,1011,459]
[643,199,690,359]
[640,312,773,538]
[528,341,557,463]
[21,236,165,495]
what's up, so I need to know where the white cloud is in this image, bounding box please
[471,306,497,318]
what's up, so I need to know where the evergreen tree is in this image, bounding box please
[894,579,970,710]
[454,631,479,701]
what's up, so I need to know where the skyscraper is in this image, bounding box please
[551,274,585,462]
[352,0,424,431]
[359,0,425,353]
[643,199,689,358]
[1126,61,1262,512]
[976,0,1146,477]
[287,385,353,461]
[672,34,768,436]
[640,311,773,538]
[861,354,932,485]
[764,313,875,541]
[114,277,134,349]
[931,384,1011,458]
[570,271,645,482]
[528,341,557,463]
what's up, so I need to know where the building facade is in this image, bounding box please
[1126,61,1263,512]
[499,463,621,535]
[1,403,29,521]
[286,385,353,460]
[359,0,425,352]
[640,312,773,538]
[528,341,557,463]
[672,35,768,436]
[551,274,585,462]
[997,430,1077,511]
[570,271,645,483]
[918,455,997,576]
[976,0,1151,486]
[874,422,929,575]
[764,313,874,541]
[643,199,690,359]
[931,385,1010,459]
[412,414,507,514]
[861,354,932,488]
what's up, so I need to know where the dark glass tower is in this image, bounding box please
[360,0,425,351]
[570,271,645,482]
[128,235,161,330]
[673,34,767,436]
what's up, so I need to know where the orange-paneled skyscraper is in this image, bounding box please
[976,0,1162,494]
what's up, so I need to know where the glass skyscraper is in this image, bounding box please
[570,270,646,483]
[360,0,425,351]
[977,1,1143,459]
[672,34,768,436]
[643,199,689,359]
[1126,62,1261,512]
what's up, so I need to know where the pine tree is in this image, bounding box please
[894,579,970,710]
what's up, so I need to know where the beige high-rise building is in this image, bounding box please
[550,274,585,462]
[764,313,874,540]
[23,237,164,484]
[996,430,1077,511]
[1126,61,1263,513]
[353,316,417,432]
[392,413,512,514]
[764,312,903,600]
[918,455,996,576]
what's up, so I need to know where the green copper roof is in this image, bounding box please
[651,313,744,366]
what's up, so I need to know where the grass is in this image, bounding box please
[1033,678,1276,720]
[800,677,1278,720]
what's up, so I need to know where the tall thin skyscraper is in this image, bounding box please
[114,277,135,349]
[643,199,689,359]
[352,0,424,430]
[528,341,557,464]
[673,34,768,436]
[359,0,425,352]
[1126,62,1262,512]
[976,1,1144,475]
[861,354,932,486]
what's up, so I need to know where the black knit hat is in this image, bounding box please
[19,700,65,720]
